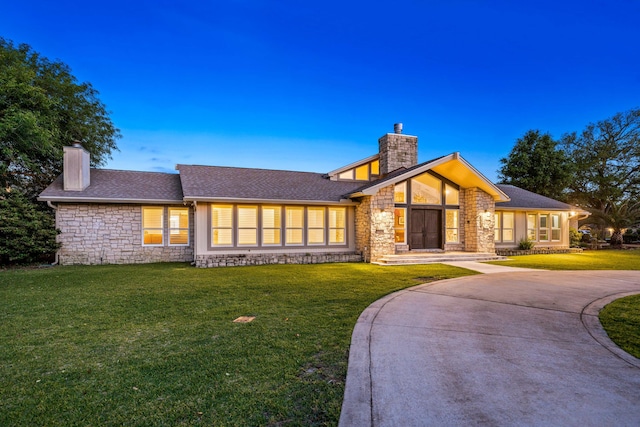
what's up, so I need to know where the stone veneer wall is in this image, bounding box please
[56,204,193,265]
[195,252,362,268]
[378,133,418,174]
[463,187,496,253]
[355,185,396,263]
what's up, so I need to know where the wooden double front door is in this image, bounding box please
[409,208,442,250]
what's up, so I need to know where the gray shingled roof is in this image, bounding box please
[38,169,184,202]
[496,184,575,210]
[177,165,363,202]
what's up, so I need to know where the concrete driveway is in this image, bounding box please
[339,270,640,426]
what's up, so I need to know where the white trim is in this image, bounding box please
[38,196,183,204]
[185,196,358,206]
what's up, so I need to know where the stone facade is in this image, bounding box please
[378,133,418,174]
[55,204,194,265]
[195,252,362,268]
[463,187,496,252]
[355,185,395,263]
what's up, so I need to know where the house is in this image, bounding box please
[38,124,589,267]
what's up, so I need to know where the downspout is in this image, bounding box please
[190,201,197,266]
[47,201,60,266]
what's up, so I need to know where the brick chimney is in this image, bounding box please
[63,143,90,191]
[378,123,418,175]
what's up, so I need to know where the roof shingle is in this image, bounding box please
[496,184,575,210]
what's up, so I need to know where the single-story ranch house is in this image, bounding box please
[39,124,589,267]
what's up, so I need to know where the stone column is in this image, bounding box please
[355,185,396,263]
[463,187,496,253]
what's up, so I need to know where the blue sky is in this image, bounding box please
[3,1,639,181]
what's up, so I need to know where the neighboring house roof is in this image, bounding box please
[326,153,379,178]
[177,164,363,203]
[349,152,511,202]
[38,169,184,203]
[496,184,587,213]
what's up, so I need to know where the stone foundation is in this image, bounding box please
[56,204,194,265]
[195,252,362,267]
[496,248,582,256]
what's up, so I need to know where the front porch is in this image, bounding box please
[374,251,506,265]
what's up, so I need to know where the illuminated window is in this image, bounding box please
[411,173,441,205]
[143,207,164,245]
[494,213,501,242]
[445,184,459,205]
[539,214,549,241]
[502,212,514,242]
[446,209,459,243]
[551,214,561,241]
[394,182,407,204]
[307,207,325,244]
[169,207,189,245]
[527,214,537,240]
[338,169,354,180]
[329,207,346,244]
[262,206,282,245]
[238,206,258,246]
[371,160,380,175]
[285,207,304,245]
[212,204,233,246]
[394,208,406,243]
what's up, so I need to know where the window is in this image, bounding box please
[262,206,282,245]
[394,182,407,204]
[329,207,346,244]
[539,214,549,241]
[502,212,514,242]
[237,206,258,246]
[212,204,233,246]
[285,207,304,245]
[338,169,354,180]
[411,173,442,204]
[445,184,459,205]
[169,208,189,245]
[394,208,406,243]
[370,160,380,176]
[143,207,164,245]
[446,209,459,243]
[307,207,325,244]
[527,214,537,240]
[494,213,501,241]
[355,164,369,180]
[551,214,561,241]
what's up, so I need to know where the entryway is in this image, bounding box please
[409,208,442,250]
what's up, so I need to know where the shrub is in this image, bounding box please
[569,227,582,247]
[518,237,535,250]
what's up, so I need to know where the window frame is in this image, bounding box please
[168,207,190,246]
[142,207,165,246]
[551,213,561,241]
[394,208,407,244]
[307,207,326,245]
[328,207,346,245]
[237,205,258,247]
[262,206,282,246]
[446,209,459,243]
[211,204,234,247]
[285,206,305,246]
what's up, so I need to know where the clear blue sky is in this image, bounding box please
[3,1,639,181]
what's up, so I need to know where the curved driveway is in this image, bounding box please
[339,270,640,426]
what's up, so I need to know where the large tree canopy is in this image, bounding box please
[498,130,573,201]
[0,38,120,198]
[562,108,640,212]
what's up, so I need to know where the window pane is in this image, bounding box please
[446,209,459,243]
[329,208,345,228]
[503,213,514,228]
[212,205,233,227]
[308,208,325,227]
[494,213,501,241]
[213,229,232,245]
[144,230,163,245]
[552,214,560,228]
[446,229,459,243]
[338,170,354,180]
[170,208,189,228]
[355,164,369,180]
[503,229,514,241]
[527,214,537,240]
[445,184,459,205]
[263,229,281,245]
[394,208,406,244]
[262,207,281,228]
[286,207,303,228]
[286,229,303,244]
[238,207,257,228]
[329,229,345,244]
[238,229,257,245]
[308,229,325,244]
[552,229,561,241]
[394,182,406,204]
[169,230,189,245]
[143,207,163,228]
[539,214,548,228]
[370,160,379,175]
[411,173,441,204]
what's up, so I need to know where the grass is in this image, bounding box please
[488,249,640,270]
[599,294,640,359]
[0,262,475,426]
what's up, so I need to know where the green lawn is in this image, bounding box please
[489,249,640,270]
[0,262,475,426]
[600,294,640,359]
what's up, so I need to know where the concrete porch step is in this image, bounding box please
[375,252,507,265]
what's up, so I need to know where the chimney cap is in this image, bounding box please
[71,140,83,148]
[393,123,403,134]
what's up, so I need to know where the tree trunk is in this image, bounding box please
[610,230,624,248]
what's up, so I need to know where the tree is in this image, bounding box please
[589,200,640,248]
[1,38,120,198]
[498,130,574,201]
[0,38,120,264]
[562,108,640,212]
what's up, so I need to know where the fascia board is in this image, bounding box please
[184,196,359,206]
[37,196,184,205]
